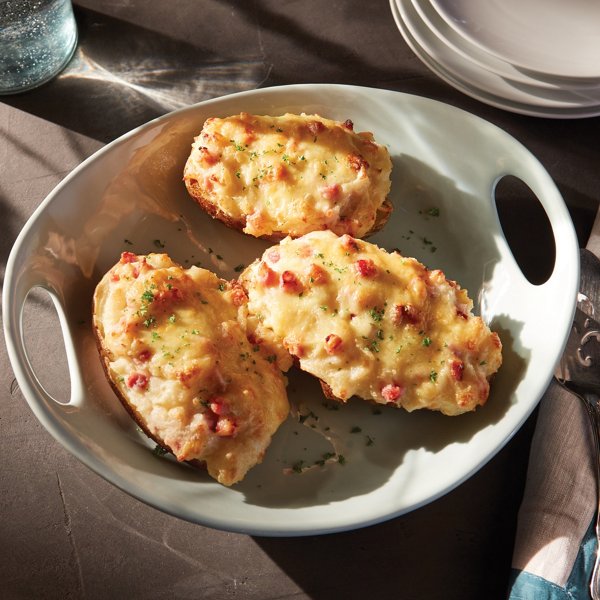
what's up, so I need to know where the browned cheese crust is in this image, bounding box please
[240,231,503,416]
[92,251,289,486]
[183,112,393,240]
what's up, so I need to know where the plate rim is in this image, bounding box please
[390,0,600,119]
[427,0,600,80]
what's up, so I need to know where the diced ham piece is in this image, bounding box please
[308,263,328,285]
[347,153,369,172]
[266,163,287,182]
[137,349,152,362]
[307,120,326,136]
[355,258,377,277]
[127,372,148,390]
[491,332,502,348]
[324,334,343,354]
[230,284,248,307]
[392,303,421,326]
[340,234,360,252]
[257,261,278,286]
[284,339,305,358]
[450,359,464,381]
[120,251,138,264]
[198,146,218,166]
[320,184,341,201]
[155,287,183,303]
[209,397,228,415]
[281,270,302,293]
[267,249,280,263]
[382,383,403,403]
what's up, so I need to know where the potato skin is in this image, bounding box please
[239,231,503,416]
[183,112,393,241]
[93,252,289,486]
[93,313,168,452]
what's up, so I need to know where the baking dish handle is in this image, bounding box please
[490,159,580,300]
[4,270,87,410]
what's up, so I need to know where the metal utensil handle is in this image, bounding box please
[588,396,600,600]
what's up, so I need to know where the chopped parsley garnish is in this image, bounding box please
[430,370,438,383]
[141,289,154,303]
[230,140,246,152]
[338,455,346,465]
[143,316,156,328]
[266,354,277,363]
[366,436,375,447]
[321,401,340,411]
[152,445,168,457]
[369,306,385,322]
[350,426,362,434]
[422,336,432,346]
[298,410,318,424]
[168,314,176,324]
[234,264,245,272]
[366,339,380,353]
[153,239,165,249]
[291,460,304,473]
[218,283,226,292]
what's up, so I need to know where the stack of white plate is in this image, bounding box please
[390,0,600,118]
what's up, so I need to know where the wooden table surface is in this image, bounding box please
[1,2,598,598]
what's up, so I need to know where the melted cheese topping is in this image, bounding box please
[183,112,392,238]
[240,231,502,416]
[93,252,289,486]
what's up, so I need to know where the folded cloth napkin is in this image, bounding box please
[509,208,600,599]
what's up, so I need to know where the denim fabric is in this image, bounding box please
[508,518,597,599]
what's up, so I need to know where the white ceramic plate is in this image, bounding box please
[429,0,600,80]
[412,0,600,95]
[3,84,579,536]
[391,0,600,119]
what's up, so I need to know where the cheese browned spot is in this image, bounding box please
[183,112,393,240]
[93,252,289,486]
[240,231,502,416]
